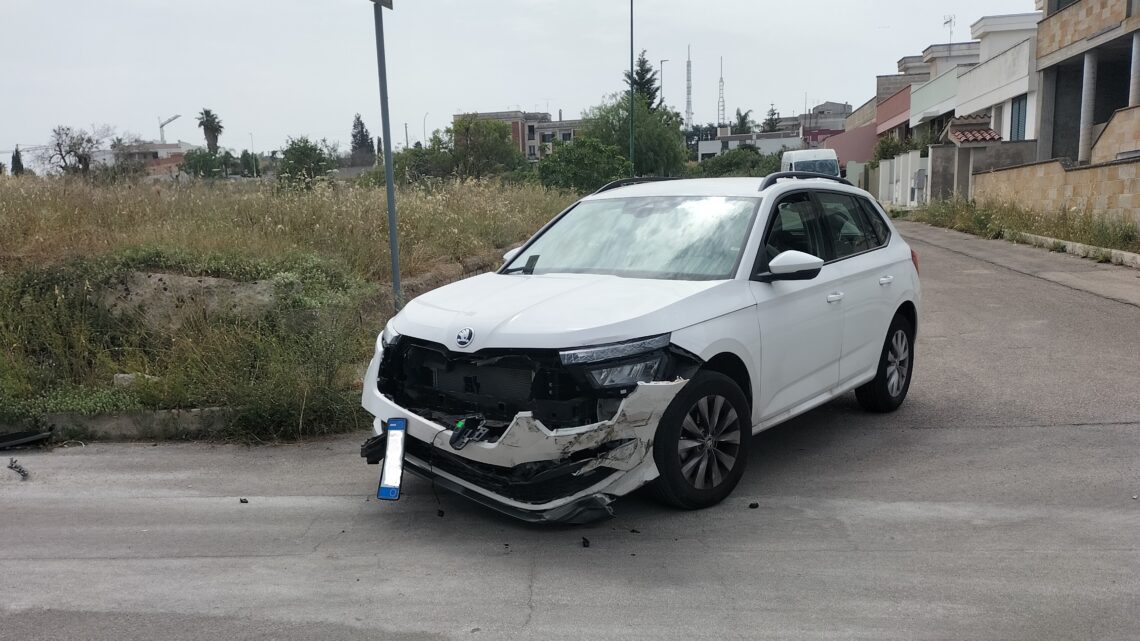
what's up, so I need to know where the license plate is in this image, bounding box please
[377,417,406,500]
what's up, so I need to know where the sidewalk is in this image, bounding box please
[896,221,1140,308]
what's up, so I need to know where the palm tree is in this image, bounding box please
[733,108,754,135]
[197,109,224,154]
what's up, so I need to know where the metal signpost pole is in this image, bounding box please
[629,0,635,176]
[372,0,402,309]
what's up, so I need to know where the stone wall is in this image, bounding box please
[973,158,1140,224]
[1091,106,1140,163]
[1037,0,1128,59]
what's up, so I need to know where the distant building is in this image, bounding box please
[91,140,201,177]
[453,110,583,161]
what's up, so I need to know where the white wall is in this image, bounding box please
[956,38,1035,117]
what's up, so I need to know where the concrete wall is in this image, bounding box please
[1051,63,1084,160]
[824,123,878,166]
[910,69,961,129]
[974,157,1140,224]
[878,150,928,207]
[973,141,1041,172]
[1092,106,1140,162]
[866,166,881,199]
[877,73,930,103]
[846,98,876,130]
[929,145,958,201]
[957,38,1036,121]
[877,87,913,135]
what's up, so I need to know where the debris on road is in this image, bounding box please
[748,502,759,509]
[437,509,445,518]
[0,430,51,451]
[581,537,590,548]
[7,458,30,480]
[239,498,249,504]
[629,528,640,534]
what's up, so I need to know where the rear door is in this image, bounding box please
[748,191,844,420]
[813,190,894,386]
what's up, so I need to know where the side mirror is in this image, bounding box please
[756,250,824,283]
[502,246,522,263]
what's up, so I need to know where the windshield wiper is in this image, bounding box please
[503,254,540,275]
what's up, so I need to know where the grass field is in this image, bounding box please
[906,199,1140,254]
[0,178,575,439]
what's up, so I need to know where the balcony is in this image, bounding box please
[1038,0,1131,59]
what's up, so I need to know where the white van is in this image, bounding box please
[781,149,840,177]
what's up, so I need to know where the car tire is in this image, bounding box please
[650,371,750,510]
[855,314,915,413]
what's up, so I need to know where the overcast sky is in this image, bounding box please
[2,0,1036,157]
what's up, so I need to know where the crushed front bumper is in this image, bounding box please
[360,350,686,522]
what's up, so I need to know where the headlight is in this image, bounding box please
[559,334,671,365]
[379,322,401,351]
[587,355,664,388]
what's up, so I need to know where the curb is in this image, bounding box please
[1005,230,1140,270]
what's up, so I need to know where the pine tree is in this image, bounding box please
[624,50,660,112]
[11,145,24,176]
[350,114,376,166]
[761,105,781,133]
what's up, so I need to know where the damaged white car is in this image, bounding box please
[362,173,920,523]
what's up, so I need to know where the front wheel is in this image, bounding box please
[651,371,751,509]
[855,314,915,413]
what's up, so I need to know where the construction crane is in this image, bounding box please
[158,114,181,144]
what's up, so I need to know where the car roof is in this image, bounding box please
[581,176,868,201]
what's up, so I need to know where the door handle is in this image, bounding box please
[878,276,895,286]
[826,292,845,304]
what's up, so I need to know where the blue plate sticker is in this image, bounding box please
[378,417,407,501]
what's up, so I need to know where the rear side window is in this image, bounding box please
[815,192,879,260]
[856,197,891,246]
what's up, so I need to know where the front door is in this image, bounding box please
[749,191,844,420]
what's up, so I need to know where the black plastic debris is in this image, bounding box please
[7,458,29,481]
[0,431,51,451]
[437,509,445,518]
[581,537,590,548]
[748,502,759,509]
[239,498,249,504]
[629,528,641,534]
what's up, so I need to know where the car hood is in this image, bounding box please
[391,272,753,351]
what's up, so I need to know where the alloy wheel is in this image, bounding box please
[886,329,910,397]
[677,395,742,490]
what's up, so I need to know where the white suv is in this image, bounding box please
[361,173,920,523]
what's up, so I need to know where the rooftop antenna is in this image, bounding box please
[685,45,693,129]
[944,14,956,54]
[158,114,181,144]
[717,57,726,126]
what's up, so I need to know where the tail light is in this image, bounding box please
[910,249,920,276]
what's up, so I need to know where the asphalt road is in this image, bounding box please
[3,222,1139,641]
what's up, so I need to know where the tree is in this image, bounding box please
[239,150,260,177]
[581,93,687,177]
[733,108,754,135]
[42,125,107,174]
[692,145,781,178]
[537,137,633,193]
[11,146,24,176]
[277,136,337,189]
[624,50,660,111]
[393,130,453,182]
[180,149,224,178]
[0,161,5,176]
[447,114,525,179]
[761,105,781,133]
[350,114,376,166]
[197,108,224,154]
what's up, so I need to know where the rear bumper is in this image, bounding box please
[360,348,686,522]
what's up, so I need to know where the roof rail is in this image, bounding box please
[592,176,679,195]
[759,171,852,191]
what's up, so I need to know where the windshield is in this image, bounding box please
[792,159,840,176]
[504,196,759,280]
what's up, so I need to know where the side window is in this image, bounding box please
[856,197,891,246]
[761,192,821,270]
[815,192,878,260]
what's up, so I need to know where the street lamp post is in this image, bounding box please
[629,0,635,177]
[422,112,429,145]
[370,0,402,310]
[659,59,668,106]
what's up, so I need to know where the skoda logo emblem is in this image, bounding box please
[455,327,474,347]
